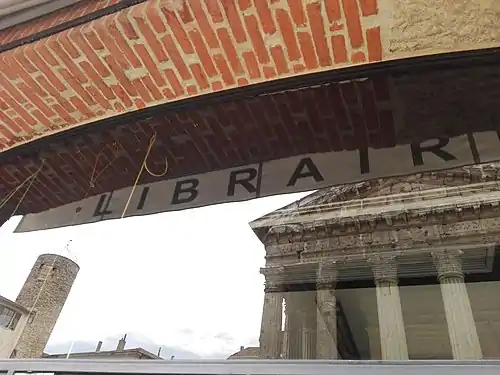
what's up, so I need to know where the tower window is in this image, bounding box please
[27,311,36,324]
[37,264,55,280]
[0,306,21,330]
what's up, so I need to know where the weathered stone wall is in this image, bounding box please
[13,254,79,359]
[263,206,500,267]
[387,0,500,57]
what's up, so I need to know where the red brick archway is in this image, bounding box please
[0,1,499,227]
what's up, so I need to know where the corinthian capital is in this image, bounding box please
[316,261,337,289]
[431,249,464,280]
[261,266,285,292]
[368,253,398,283]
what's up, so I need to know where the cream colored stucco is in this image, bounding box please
[387,0,500,58]
[0,310,28,359]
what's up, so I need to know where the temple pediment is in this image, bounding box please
[250,163,500,232]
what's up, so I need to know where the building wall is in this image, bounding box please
[388,0,500,57]
[0,311,27,359]
[13,254,79,359]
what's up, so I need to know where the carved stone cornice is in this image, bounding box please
[432,249,464,280]
[261,193,500,247]
[368,253,398,283]
[265,216,500,264]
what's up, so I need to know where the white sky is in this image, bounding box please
[0,192,308,358]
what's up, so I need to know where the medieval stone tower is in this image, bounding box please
[13,254,79,358]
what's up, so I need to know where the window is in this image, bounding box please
[0,306,20,330]
[37,264,55,280]
[28,311,36,324]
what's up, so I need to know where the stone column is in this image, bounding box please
[316,262,339,359]
[282,304,289,359]
[284,291,316,359]
[300,291,317,359]
[302,328,314,359]
[259,267,284,359]
[284,292,302,359]
[370,254,409,360]
[432,250,483,360]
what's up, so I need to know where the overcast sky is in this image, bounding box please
[0,192,308,359]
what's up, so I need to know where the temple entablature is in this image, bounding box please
[261,242,496,285]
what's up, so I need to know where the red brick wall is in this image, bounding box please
[0,0,383,152]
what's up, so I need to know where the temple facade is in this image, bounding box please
[250,164,500,360]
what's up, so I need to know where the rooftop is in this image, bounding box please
[43,348,162,360]
[0,294,29,315]
[227,347,260,360]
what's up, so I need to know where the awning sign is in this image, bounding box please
[14,131,500,233]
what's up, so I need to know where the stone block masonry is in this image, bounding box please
[13,254,79,359]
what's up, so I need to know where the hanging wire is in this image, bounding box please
[144,133,168,178]
[121,133,168,219]
[23,153,107,321]
[62,239,78,265]
[24,175,98,323]
[0,159,64,332]
[0,178,31,211]
[23,135,168,319]
[88,144,121,188]
[9,161,45,218]
[61,143,123,261]
[0,160,45,214]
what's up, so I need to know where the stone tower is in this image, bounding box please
[13,254,79,358]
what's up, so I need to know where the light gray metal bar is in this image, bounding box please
[1,360,500,375]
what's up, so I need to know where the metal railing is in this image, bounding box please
[1,359,500,375]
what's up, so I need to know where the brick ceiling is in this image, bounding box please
[1,56,499,225]
[0,0,499,224]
